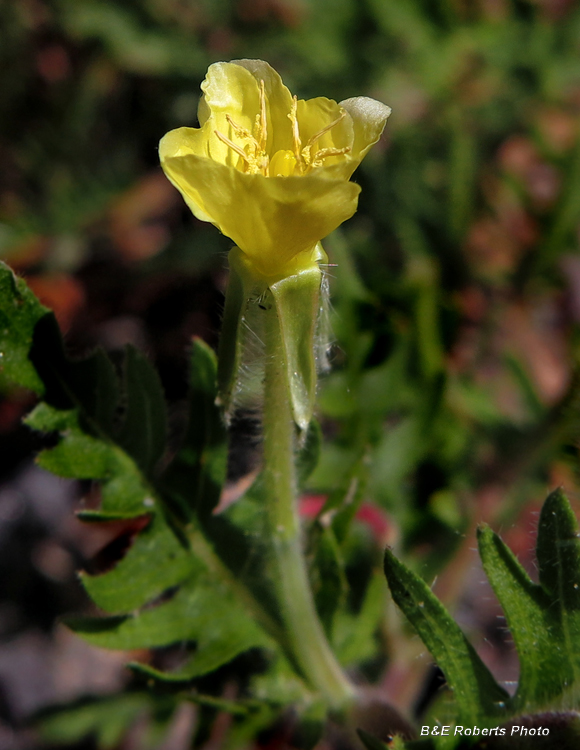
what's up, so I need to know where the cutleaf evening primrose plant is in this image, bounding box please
[160,59,391,429]
[159,58,391,708]
[3,59,580,750]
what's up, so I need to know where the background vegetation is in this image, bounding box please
[1,0,580,747]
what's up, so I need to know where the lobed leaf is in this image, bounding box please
[0,273,279,683]
[383,548,510,724]
[479,488,580,712]
[69,578,270,680]
[0,262,48,393]
[80,511,200,614]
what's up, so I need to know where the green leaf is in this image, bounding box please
[26,403,156,514]
[478,488,580,712]
[0,262,48,393]
[333,572,386,666]
[117,345,167,476]
[36,692,178,750]
[536,488,580,613]
[162,339,226,521]
[383,548,510,724]
[199,478,286,639]
[69,578,270,680]
[13,274,277,683]
[309,522,346,636]
[29,312,119,438]
[160,341,283,638]
[80,511,200,614]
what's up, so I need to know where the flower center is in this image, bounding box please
[214,80,351,177]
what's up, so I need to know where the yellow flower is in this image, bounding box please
[159,59,391,279]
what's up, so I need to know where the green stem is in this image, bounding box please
[262,298,354,709]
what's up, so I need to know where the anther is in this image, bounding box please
[310,146,351,167]
[226,115,253,141]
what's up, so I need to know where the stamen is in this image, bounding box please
[226,114,262,151]
[310,146,351,167]
[288,96,306,173]
[215,87,349,177]
[306,110,347,148]
[258,79,267,152]
[215,129,250,166]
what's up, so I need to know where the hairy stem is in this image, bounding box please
[262,296,354,708]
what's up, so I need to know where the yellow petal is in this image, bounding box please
[160,150,360,278]
[230,59,295,153]
[197,62,262,166]
[159,126,214,221]
[339,96,392,163]
[296,96,353,156]
[270,149,298,177]
[197,60,297,162]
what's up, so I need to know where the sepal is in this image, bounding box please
[217,245,327,430]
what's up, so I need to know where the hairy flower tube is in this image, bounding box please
[159,59,391,280]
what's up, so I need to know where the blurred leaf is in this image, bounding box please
[162,338,227,522]
[357,728,391,750]
[333,572,386,667]
[58,0,206,76]
[309,521,346,636]
[448,108,477,241]
[35,691,200,750]
[117,344,167,476]
[37,693,167,750]
[538,132,580,270]
[29,313,119,439]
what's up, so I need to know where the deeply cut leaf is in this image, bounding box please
[382,489,580,749]
[0,262,48,393]
[0,272,279,683]
[68,577,270,680]
[478,488,580,713]
[383,548,510,724]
